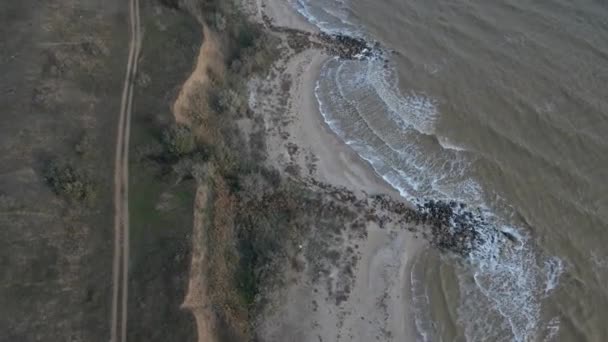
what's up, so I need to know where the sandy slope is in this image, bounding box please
[181,183,217,342]
[172,24,224,144]
[173,21,221,342]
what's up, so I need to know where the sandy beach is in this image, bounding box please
[245,0,427,340]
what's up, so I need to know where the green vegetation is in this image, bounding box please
[124,3,202,341]
[162,123,196,158]
[129,0,349,340]
[74,133,93,156]
[181,3,311,339]
[44,160,97,205]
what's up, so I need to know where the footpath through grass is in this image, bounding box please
[125,2,200,341]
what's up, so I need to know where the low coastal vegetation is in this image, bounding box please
[143,1,391,339]
[127,0,287,339]
[175,3,289,339]
[128,0,498,340]
[44,160,97,205]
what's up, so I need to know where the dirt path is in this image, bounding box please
[110,0,141,340]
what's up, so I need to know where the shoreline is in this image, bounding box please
[252,0,404,201]
[249,0,426,341]
[283,49,403,199]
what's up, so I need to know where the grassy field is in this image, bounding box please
[125,1,201,341]
[0,0,128,340]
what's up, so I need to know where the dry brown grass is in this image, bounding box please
[176,24,247,341]
[208,173,249,340]
[175,9,279,341]
[181,183,217,342]
[172,25,225,146]
[182,168,249,342]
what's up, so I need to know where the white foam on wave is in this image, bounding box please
[316,55,566,341]
[470,229,541,341]
[330,56,484,202]
[438,136,467,151]
[293,0,361,37]
[317,67,440,202]
[365,57,439,136]
[296,1,565,340]
[315,72,426,202]
[543,257,564,296]
[410,257,435,342]
[543,317,561,342]
[456,218,566,341]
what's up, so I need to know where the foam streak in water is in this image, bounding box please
[294,0,564,340]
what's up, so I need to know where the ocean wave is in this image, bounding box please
[543,317,561,342]
[293,0,362,37]
[319,56,482,204]
[410,256,436,342]
[365,54,439,136]
[543,257,564,296]
[296,0,564,340]
[438,136,468,151]
[316,52,564,342]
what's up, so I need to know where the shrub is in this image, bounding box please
[158,0,180,9]
[74,133,93,156]
[217,88,245,115]
[162,124,196,158]
[44,161,96,204]
[237,24,256,50]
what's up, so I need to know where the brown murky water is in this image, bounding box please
[293,0,608,340]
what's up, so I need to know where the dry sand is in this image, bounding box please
[246,0,427,341]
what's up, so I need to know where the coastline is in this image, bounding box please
[251,1,403,201]
[248,0,426,340]
[267,49,403,199]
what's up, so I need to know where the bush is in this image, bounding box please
[237,24,256,50]
[162,124,196,158]
[74,133,93,156]
[217,88,245,115]
[44,161,96,204]
[158,0,180,9]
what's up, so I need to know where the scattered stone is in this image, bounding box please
[266,19,375,60]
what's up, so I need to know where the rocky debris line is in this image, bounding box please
[262,14,374,60]
[416,200,484,257]
[316,33,373,59]
[307,179,506,258]
[293,178,510,307]
[374,194,502,257]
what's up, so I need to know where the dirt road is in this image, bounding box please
[110,0,141,340]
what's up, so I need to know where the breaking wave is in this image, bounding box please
[293,0,564,340]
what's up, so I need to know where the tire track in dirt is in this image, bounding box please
[110,0,140,340]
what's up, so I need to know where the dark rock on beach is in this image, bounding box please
[264,15,375,60]
[317,33,373,59]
